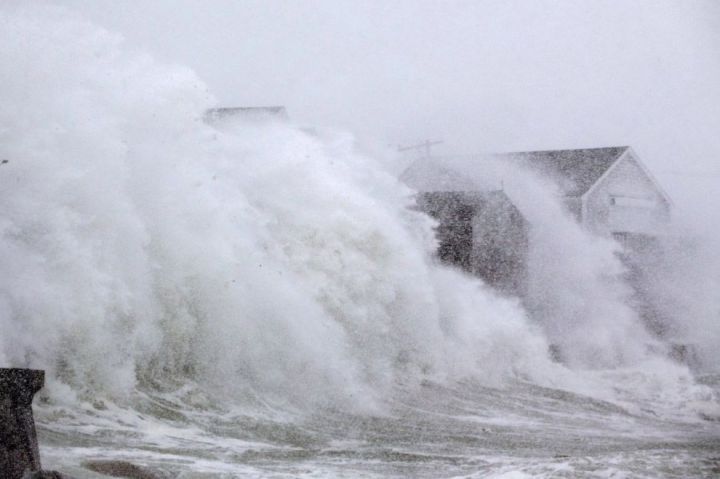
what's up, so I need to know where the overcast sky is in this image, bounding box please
[54,0,720,204]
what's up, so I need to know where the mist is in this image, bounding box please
[48,3,718,154]
[46,0,720,248]
[2,2,719,477]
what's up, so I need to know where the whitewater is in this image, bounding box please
[1,6,718,478]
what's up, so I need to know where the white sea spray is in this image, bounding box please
[0,5,556,411]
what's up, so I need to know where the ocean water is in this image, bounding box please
[35,374,720,478]
[1,5,719,478]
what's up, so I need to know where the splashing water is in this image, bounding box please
[0,3,553,407]
[0,5,718,478]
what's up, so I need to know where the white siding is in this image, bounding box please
[584,153,670,236]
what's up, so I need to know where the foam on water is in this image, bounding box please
[1,4,718,477]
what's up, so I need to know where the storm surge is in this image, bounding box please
[0,5,557,411]
[0,9,717,474]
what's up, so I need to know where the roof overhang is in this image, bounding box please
[580,146,673,207]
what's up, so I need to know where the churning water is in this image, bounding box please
[1,6,719,478]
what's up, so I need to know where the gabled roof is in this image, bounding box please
[398,145,673,206]
[497,146,629,197]
[400,147,630,197]
[399,157,479,192]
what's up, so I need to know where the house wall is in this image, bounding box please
[471,196,528,297]
[415,192,475,270]
[414,191,528,297]
[584,153,671,236]
[563,197,583,222]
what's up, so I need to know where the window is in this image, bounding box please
[610,196,655,208]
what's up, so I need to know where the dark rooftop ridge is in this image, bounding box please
[401,146,632,197]
[204,106,288,122]
[500,146,629,156]
[496,146,629,197]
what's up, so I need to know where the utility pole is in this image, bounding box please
[398,139,443,158]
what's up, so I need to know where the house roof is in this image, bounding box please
[204,106,288,122]
[399,157,479,192]
[497,146,629,197]
[417,189,524,218]
[401,147,630,197]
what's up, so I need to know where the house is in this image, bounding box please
[497,147,675,336]
[401,160,529,296]
[401,146,673,302]
[494,146,672,243]
[419,191,528,296]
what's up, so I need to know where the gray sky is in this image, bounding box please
[56,0,720,204]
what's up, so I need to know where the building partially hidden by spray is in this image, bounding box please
[205,106,289,124]
[400,160,529,297]
[402,146,676,340]
[502,146,672,241]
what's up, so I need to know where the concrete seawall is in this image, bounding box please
[0,368,70,479]
[0,368,45,478]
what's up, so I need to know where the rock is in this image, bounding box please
[0,368,45,479]
[22,472,70,479]
[82,460,171,479]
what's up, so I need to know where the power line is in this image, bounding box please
[397,139,443,158]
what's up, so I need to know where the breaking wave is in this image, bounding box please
[0,4,716,436]
[0,5,556,410]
